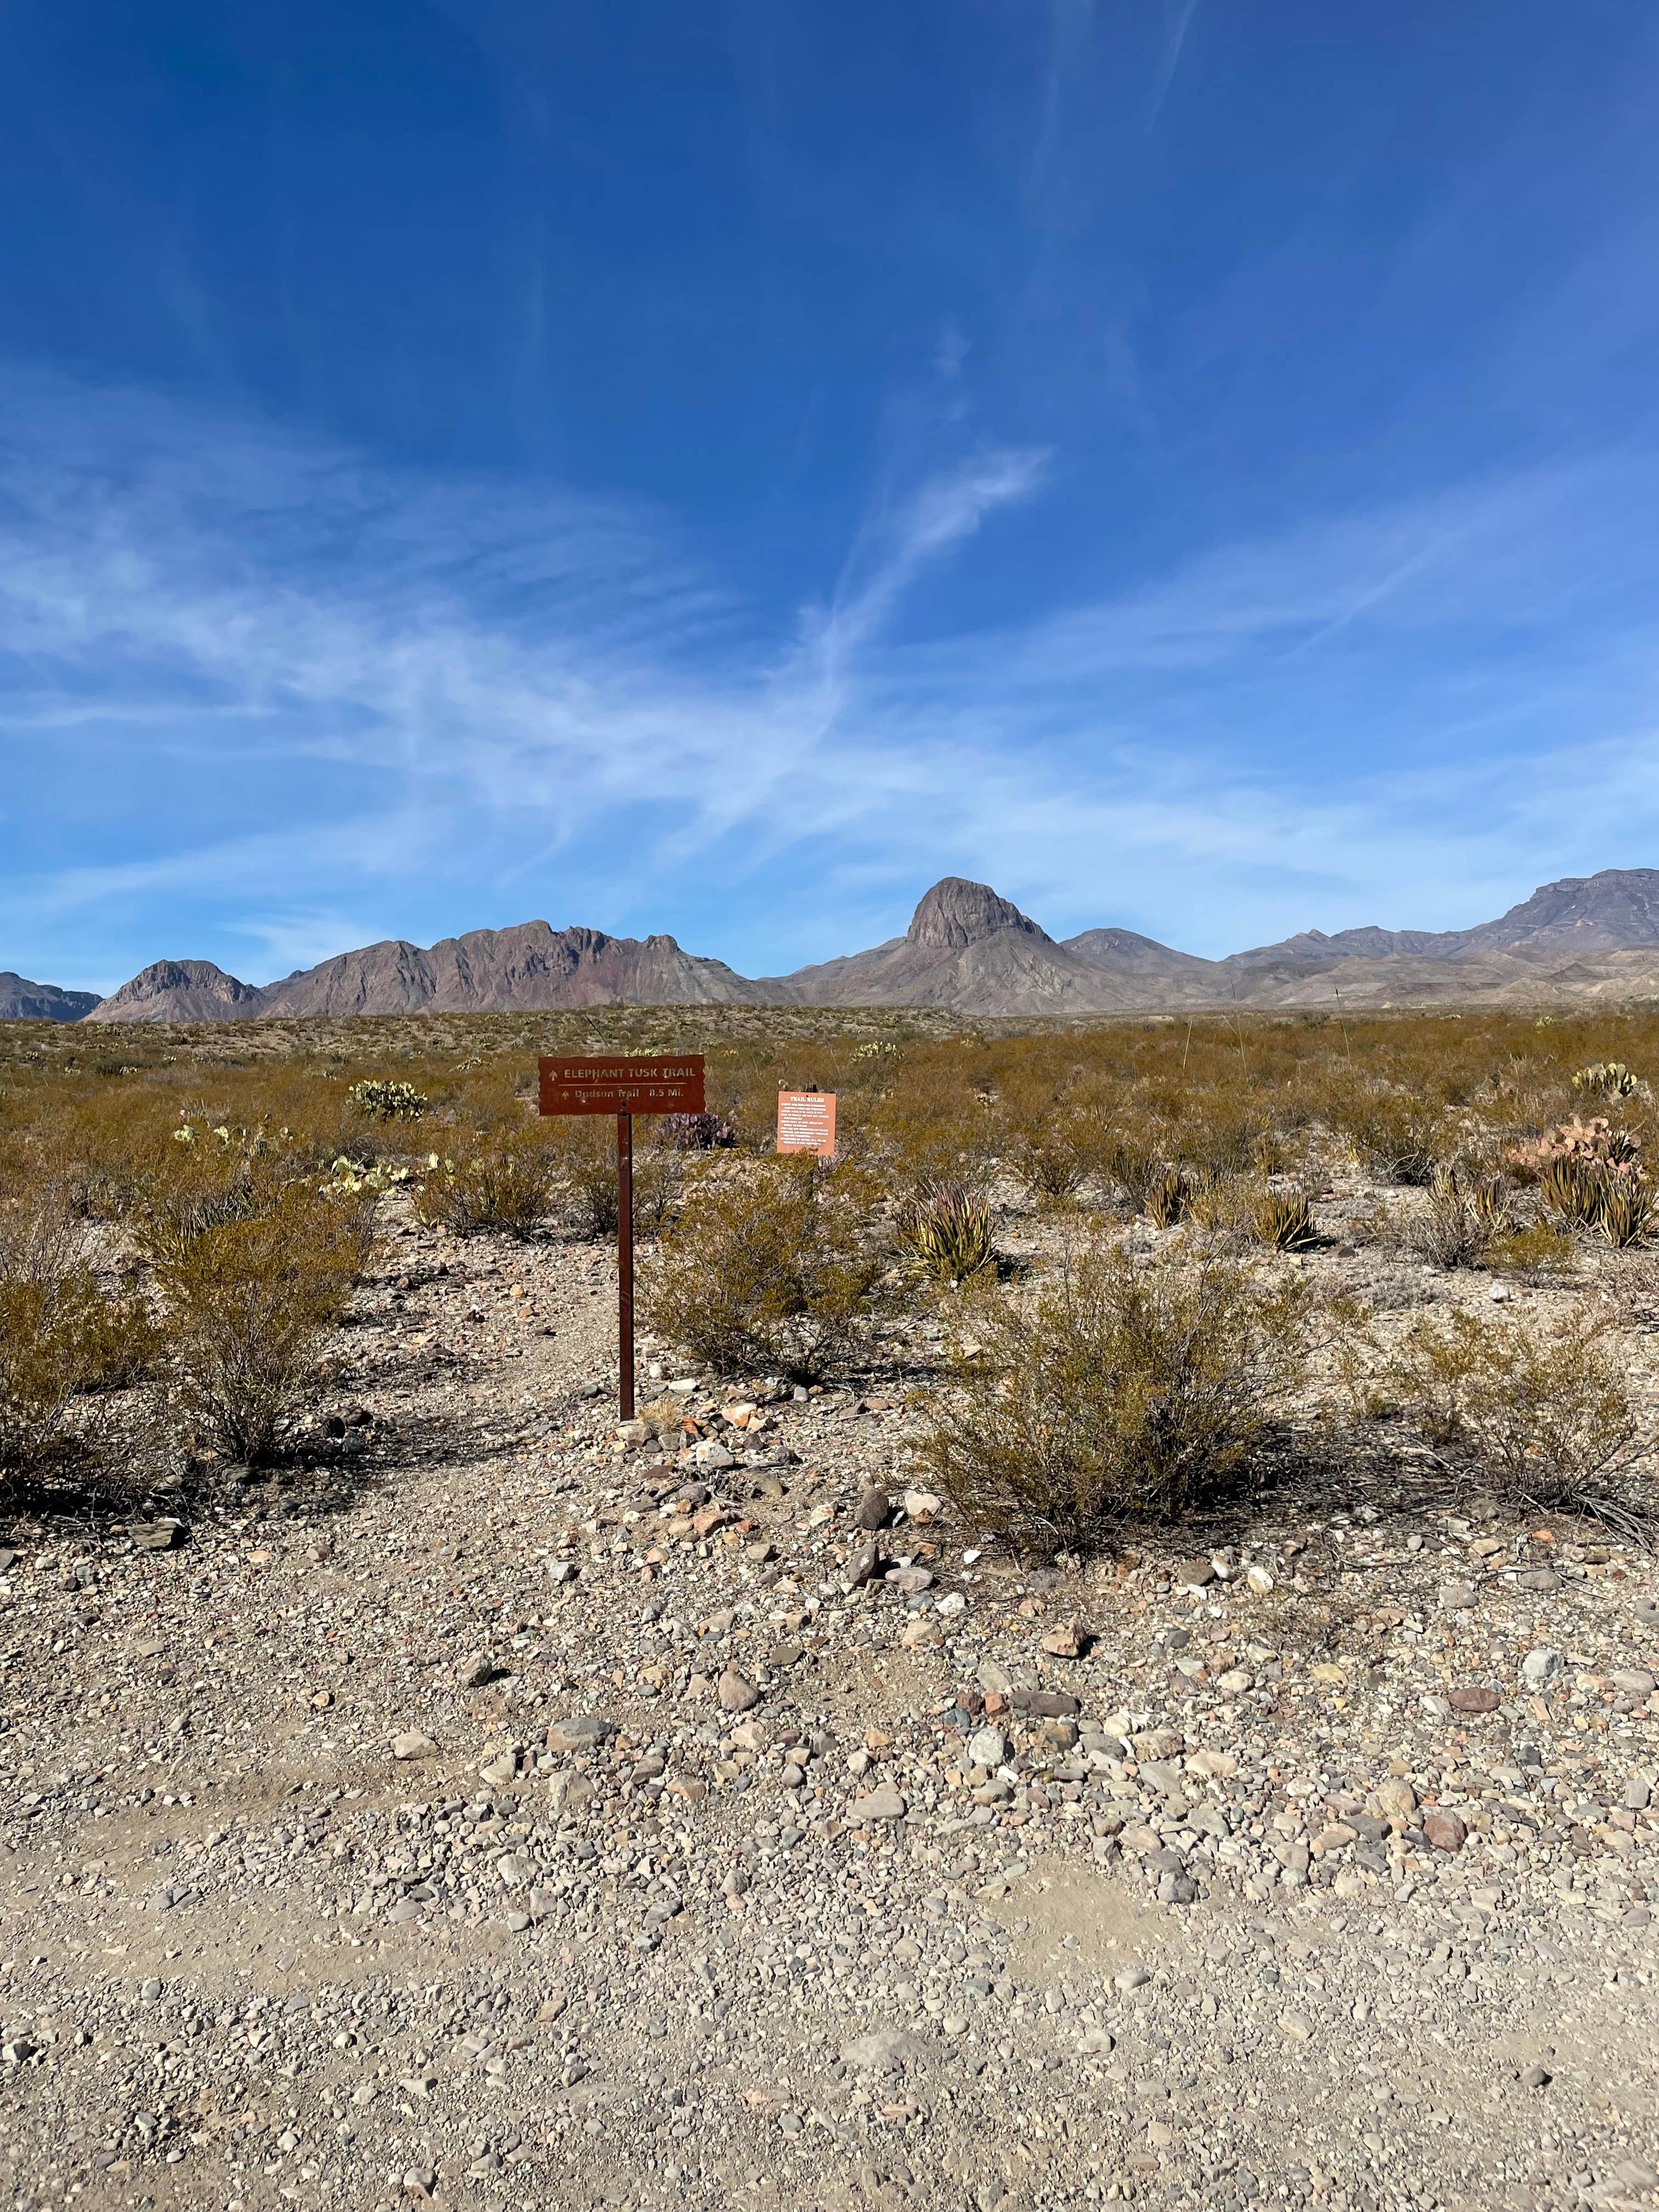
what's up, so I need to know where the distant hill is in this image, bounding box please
[81,960,267,1025]
[81,924,765,1024]
[0,973,100,1023]
[58,865,1659,1023]
[754,878,1150,1015]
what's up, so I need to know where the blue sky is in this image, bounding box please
[6,1,1659,991]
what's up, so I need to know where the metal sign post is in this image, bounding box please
[538,1056,706,1420]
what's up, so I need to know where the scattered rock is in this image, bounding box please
[1423,1809,1468,1853]
[856,1785,907,1822]
[718,1669,760,1714]
[1448,1685,1502,1713]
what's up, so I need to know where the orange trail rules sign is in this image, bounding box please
[776,1090,837,1156]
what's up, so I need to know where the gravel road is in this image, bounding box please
[1,1207,1655,2212]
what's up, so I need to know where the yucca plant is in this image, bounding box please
[1252,1187,1319,1251]
[895,1181,997,1286]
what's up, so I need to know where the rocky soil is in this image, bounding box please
[1,1207,1656,2212]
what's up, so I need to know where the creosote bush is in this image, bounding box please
[645,1159,890,1379]
[1362,1307,1637,1509]
[0,1198,155,1475]
[413,1131,559,1239]
[914,1245,1315,1551]
[151,1184,374,1463]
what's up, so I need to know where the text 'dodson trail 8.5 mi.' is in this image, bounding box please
[538,1055,706,1420]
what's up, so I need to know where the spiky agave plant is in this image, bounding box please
[895,1181,996,1286]
[1252,1187,1319,1252]
[1144,1166,1192,1229]
[1540,1154,1605,1229]
[1595,1175,1654,1248]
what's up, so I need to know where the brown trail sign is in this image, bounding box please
[538,1056,706,1419]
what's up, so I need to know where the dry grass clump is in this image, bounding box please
[645,1159,890,1379]
[150,1184,374,1463]
[1361,1306,1639,1513]
[914,1245,1314,1551]
[0,1198,155,1476]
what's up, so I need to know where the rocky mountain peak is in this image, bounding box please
[905,877,1051,950]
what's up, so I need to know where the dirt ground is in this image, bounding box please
[1,1184,1656,2212]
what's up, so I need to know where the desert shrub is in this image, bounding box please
[154,1184,374,1463]
[645,1159,890,1379]
[1098,1130,1165,1211]
[0,1201,155,1474]
[1483,1222,1579,1281]
[1572,1062,1641,1098]
[139,1133,287,1266]
[895,1181,996,1286]
[1366,1307,1637,1508]
[1005,1105,1108,1205]
[413,1131,558,1238]
[656,1111,736,1150]
[1251,1187,1319,1251]
[913,1245,1314,1550]
[348,1079,428,1120]
[548,1119,684,1239]
[1341,1092,1443,1185]
[1405,1167,1511,1269]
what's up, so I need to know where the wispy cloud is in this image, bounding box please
[4,368,1659,986]
[1149,0,1201,126]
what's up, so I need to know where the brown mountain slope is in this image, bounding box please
[69,865,1659,1024]
[0,973,100,1022]
[82,960,267,1025]
[758,878,1148,1015]
[257,922,765,1017]
[85,925,765,1024]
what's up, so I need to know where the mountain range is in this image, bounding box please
[17,867,1659,1023]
